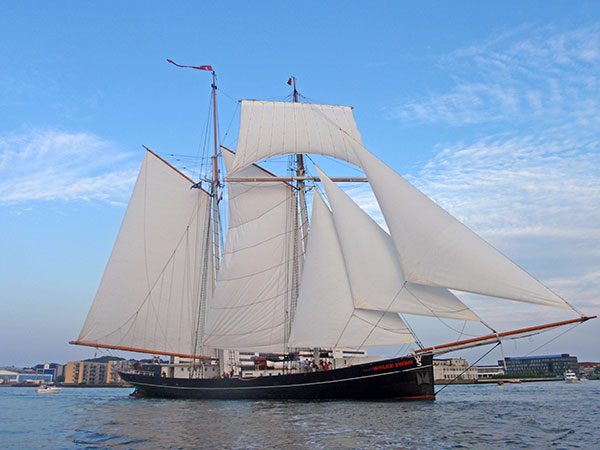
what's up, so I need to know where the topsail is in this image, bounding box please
[230,100,363,173]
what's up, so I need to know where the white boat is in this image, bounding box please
[36,385,61,394]
[565,370,578,383]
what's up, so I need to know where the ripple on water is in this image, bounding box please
[1,382,600,448]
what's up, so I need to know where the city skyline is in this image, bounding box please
[1,1,599,366]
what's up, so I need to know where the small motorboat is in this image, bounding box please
[36,385,61,394]
[497,379,521,386]
[564,370,578,383]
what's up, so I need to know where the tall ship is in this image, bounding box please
[71,63,594,400]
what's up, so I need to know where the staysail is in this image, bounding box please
[75,149,213,357]
[230,100,363,173]
[202,149,297,352]
[352,145,571,309]
[288,192,414,348]
[316,167,479,322]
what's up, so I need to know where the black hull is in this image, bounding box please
[120,355,434,400]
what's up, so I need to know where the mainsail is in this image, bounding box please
[352,145,572,310]
[230,100,363,173]
[75,149,213,357]
[202,149,298,352]
[315,167,479,322]
[288,192,414,348]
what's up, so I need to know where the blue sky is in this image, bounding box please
[1,1,599,366]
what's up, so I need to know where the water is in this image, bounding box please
[1,381,599,449]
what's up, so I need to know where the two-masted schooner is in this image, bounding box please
[70,64,595,400]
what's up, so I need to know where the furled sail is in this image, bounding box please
[288,192,414,348]
[316,167,479,322]
[353,145,571,309]
[229,100,363,173]
[202,149,297,352]
[76,150,213,356]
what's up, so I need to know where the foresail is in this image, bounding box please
[77,150,213,356]
[288,192,414,349]
[230,100,363,173]
[202,149,296,352]
[353,145,571,310]
[316,167,479,322]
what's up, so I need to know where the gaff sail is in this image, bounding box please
[202,149,298,352]
[72,149,213,358]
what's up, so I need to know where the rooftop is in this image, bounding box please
[505,354,572,361]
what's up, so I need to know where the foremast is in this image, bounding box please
[164,62,222,362]
[210,70,221,274]
[193,68,221,361]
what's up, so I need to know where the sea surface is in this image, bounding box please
[1,381,599,449]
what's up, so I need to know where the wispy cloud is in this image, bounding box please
[364,22,600,318]
[388,22,600,127]
[411,133,600,244]
[0,129,138,206]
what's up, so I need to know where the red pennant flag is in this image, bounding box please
[287,77,293,86]
[167,59,213,71]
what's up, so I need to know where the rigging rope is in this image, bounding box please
[192,198,213,359]
[434,342,501,396]
[523,322,581,357]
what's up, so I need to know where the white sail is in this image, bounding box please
[77,150,213,356]
[288,192,414,349]
[230,100,363,173]
[202,149,297,352]
[353,145,571,309]
[316,167,479,322]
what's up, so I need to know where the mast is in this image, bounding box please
[286,77,310,350]
[211,70,221,273]
[164,59,221,274]
[292,77,310,247]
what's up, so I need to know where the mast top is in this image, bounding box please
[290,76,299,103]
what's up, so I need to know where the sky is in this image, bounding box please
[1,1,599,367]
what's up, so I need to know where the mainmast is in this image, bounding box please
[287,77,310,350]
[291,77,310,249]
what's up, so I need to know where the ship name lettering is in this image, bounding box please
[371,360,414,372]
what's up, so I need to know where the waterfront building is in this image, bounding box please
[578,362,600,379]
[33,363,65,382]
[476,365,505,379]
[0,369,20,384]
[433,358,478,383]
[500,354,579,377]
[16,373,53,384]
[63,360,133,385]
